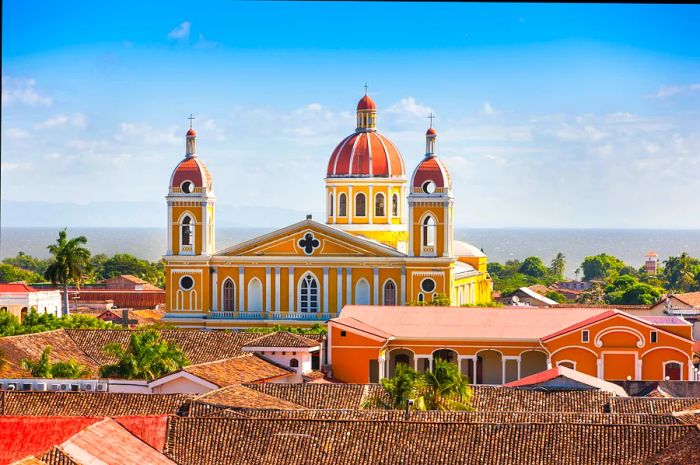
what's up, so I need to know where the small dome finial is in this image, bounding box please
[426,113,437,155]
[185,115,197,157]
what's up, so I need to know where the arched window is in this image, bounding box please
[375,193,385,217]
[180,215,194,246]
[290,358,299,368]
[395,354,409,368]
[383,280,396,306]
[338,193,347,217]
[422,215,436,247]
[355,193,366,217]
[355,279,370,305]
[328,193,334,217]
[417,292,425,303]
[392,193,399,217]
[299,273,319,313]
[222,279,235,311]
[247,278,263,312]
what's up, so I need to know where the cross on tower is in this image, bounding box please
[298,232,321,255]
[364,83,368,95]
[188,114,195,128]
[427,112,436,128]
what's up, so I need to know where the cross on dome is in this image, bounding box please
[188,113,195,128]
[427,112,436,128]
[364,82,369,95]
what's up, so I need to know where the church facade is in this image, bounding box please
[163,93,492,329]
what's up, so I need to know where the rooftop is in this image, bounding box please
[182,354,292,387]
[243,331,321,349]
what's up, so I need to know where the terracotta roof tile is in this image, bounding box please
[183,354,292,387]
[10,457,49,465]
[193,385,305,411]
[40,448,79,465]
[641,428,700,465]
[243,383,388,410]
[0,392,192,417]
[609,397,700,414]
[0,330,101,378]
[207,408,681,425]
[243,331,320,349]
[164,418,696,465]
[671,403,700,425]
[671,292,700,307]
[65,329,262,365]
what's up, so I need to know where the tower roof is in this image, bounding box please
[357,94,376,111]
[169,127,212,191]
[327,131,405,178]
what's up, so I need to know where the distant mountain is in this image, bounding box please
[0,200,322,228]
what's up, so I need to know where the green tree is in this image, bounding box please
[518,257,547,278]
[362,363,420,410]
[99,330,189,380]
[581,254,625,281]
[0,311,24,337]
[608,283,663,305]
[663,253,700,293]
[545,290,567,303]
[414,358,473,411]
[21,346,89,378]
[99,254,164,287]
[549,253,566,279]
[0,263,42,283]
[44,229,92,316]
[21,347,53,378]
[2,252,51,277]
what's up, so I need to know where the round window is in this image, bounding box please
[179,276,194,290]
[422,180,436,194]
[181,181,194,194]
[421,278,436,293]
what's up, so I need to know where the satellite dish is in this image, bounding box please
[511,296,520,303]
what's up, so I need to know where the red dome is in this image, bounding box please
[426,127,437,136]
[357,95,376,111]
[327,131,405,178]
[186,128,197,137]
[170,157,212,191]
[411,156,451,190]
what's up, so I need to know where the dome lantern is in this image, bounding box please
[356,85,377,131]
[186,114,197,158]
[426,113,437,156]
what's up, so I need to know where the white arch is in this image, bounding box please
[177,210,196,223]
[328,192,334,217]
[419,211,437,248]
[374,192,385,217]
[247,278,263,312]
[549,345,599,358]
[662,360,685,380]
[297,271,320,313]
[178,212,195,249]
[557,360,577,369]
[175,289,183,310]
[189,289,198,311]
[338,193,347,217]
[221,278,236,312]
[382,278,397,306]
[475,348,505,357]
[640,346,691,359]
[594,326,645,348]
[355,278,371,305]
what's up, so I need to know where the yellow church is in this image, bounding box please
[163,92,492,329]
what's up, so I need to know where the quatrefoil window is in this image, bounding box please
[298,232,321,255]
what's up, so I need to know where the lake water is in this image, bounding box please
[2,227,700,279]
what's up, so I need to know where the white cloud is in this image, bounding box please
[116,122,180,145]
[168,21,191,40]
[35,113,86,129]
[1,76,52,107]
[482,102,497,115]
[386,97,433,118]
[646,82,700,99]
[5,128,30,140]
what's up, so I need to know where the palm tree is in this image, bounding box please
[414,358,474,411]
[99,329,188,380]
[44,229,91,316]
[361,363,419,409]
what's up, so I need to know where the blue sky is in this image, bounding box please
[2,2,700,228]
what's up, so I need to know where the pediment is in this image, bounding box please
[216,220,405,258]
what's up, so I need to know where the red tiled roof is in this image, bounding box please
[52,418,176,464]
[0,283,39,293]
[182,354,292,387]
[503,366,627,395]
[356,95,376,111]
[243,331,320,349]
[193,385,305,410]
[671,292,700,308]
[114,416,170,452]
[411,154,451,189]
[540,309,617,341]
[0,416,100,464]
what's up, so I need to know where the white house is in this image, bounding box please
[241,332,322,383]
[0,283,61,320]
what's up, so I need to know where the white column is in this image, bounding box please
[501,359,506,385]
[166,204,173,255]
[547,357,553,369]
[238,267,245,311]
[636,359,642,380]
[378,355,385,380]
[443,205,449,257]
[597,358,603,379]
[369,185,374,223]
[265,267,271,314]
[413,357,419,371]
[472,357,477,385]
[373,268,379,305]
[408,199,414,256]
[288,267,295,313]
[202,204,208,255]
[400,186,406,223]
[517,356,522,380]
[323,267,329,315]
[336,269,343,313]
[346,267,353,304]
[400,269,406,305]
[348,185,353,224]
[274,267,281,315]
[387,186,392,222]
[211,268,218,311]
[332,185,337,224]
